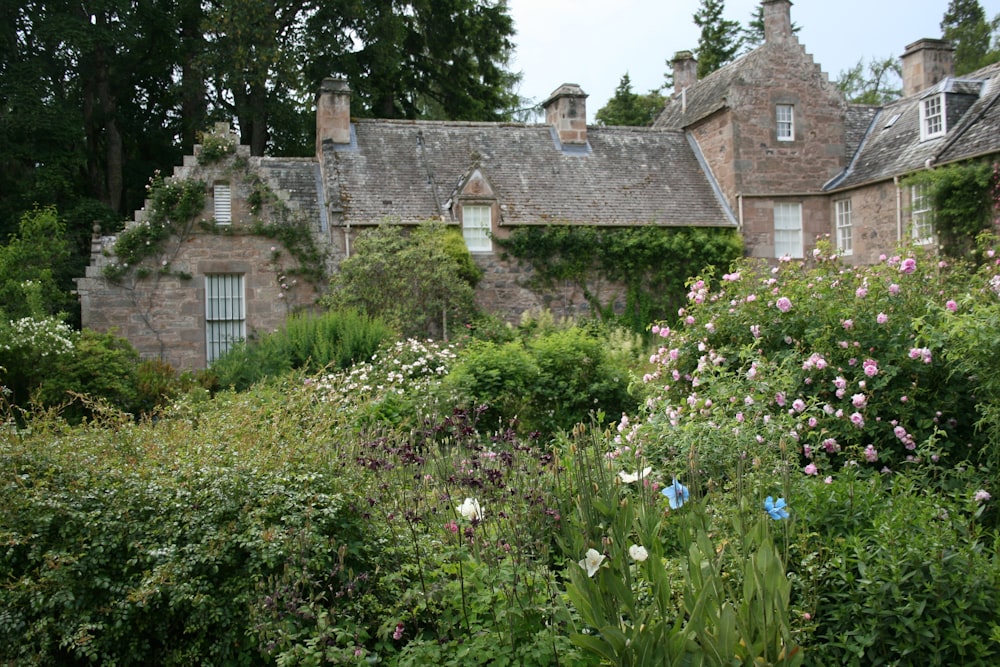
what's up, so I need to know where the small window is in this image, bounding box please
[776,104,795,141]
[462,205,492,253]
[910,184,934,244]
[919,95,945,140]
[774,202,803,259]
[205,273,245,364]
[214,183,232,224]
[835,199,853,256]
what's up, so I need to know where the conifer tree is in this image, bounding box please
[941,0,1000,75]
[595,74,666,127]
[693,0,743,77]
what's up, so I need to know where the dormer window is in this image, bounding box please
[461,204,492,253]
[776,104,795,141]
[214,182,232,224]
[919,94,945,140]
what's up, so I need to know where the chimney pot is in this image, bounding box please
[316,77,352,151]
[542,83,588,144]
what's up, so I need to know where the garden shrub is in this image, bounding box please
[209,308,392,391]
[445,324,638,435]
[634,244,987,482]
[794,471,1000,665]
[323,222,479,339]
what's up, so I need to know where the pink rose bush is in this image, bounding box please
[639,242,990,480]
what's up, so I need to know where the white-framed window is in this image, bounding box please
[919,94,945,140]
[462,204,492,253]
[774,202,803,259]
[776,104,795,141]
[213,183,232,224]
[910,184,934,245]
[205,273,245,364]
[835,199,853,256]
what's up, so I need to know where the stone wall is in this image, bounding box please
[730,43,847,197]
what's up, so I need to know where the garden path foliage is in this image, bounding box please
[5,241,1000,664]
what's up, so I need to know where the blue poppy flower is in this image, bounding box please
[662,478,689,509]
[764,496,789,520]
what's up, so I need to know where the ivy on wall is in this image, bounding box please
[497,225,743,330]
[904,161,1000,260]
[103,127,327,286]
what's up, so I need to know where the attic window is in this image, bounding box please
[214,183,232,224]
[776,104,794,141]
[882,113,901,130]
[919,94,945,140]
[462,205,492,253]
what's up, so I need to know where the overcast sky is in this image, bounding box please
[505,0,1000,122]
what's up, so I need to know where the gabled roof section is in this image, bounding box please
[322,120,735,228]
[653,51,763,129]
[827,61,1000,190]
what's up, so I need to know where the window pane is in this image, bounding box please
[921,96,944,138]
[774,202,802,258]
[463,205,492,252]
[205,273,245,364]
[910,184,934,244]
[836,199,852,255]
[776,104,794,141]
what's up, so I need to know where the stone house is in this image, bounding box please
[656,0,1000,265]
[77,0,1000,370]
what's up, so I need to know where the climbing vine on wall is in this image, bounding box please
[497,225,743,330]
[103,173,205,281]
[904,161,1000,260]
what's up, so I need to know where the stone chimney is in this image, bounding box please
[901,39,954,97]
[316,77,352,151]
[672,51,698,94]
[762,0,793,42]
[542,84,588,145]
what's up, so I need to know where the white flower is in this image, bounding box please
[628,544,649,562]
[457,497,483,522]
[579,548,606,577]
[618,466,652,484]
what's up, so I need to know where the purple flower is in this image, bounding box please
[877,312,888,324]
[946,300,958,312]
[850,412,865,428]
[864,445,878,462]
[974,490,991,503]
[776,297,793,313]
[900,258,917,274]
[792,398,806,413]
[852,393,867,409]
[862,359,879,377]
[804,463,818,476]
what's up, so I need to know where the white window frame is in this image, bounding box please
[213,182,232,224]
[774,202,803,259]
[919,94,945,140]
[462,204,492,253]
[776,104,795,141]
[835,199,853,256]
[910,184,934,245]
[205,273,245,364]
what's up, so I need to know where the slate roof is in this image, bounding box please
[653,49,767,130]
[322,120,736,228]
[827,62,1000,190]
